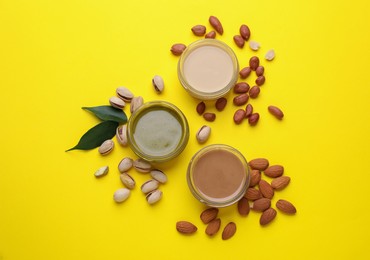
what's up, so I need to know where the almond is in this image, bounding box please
[234,109,246,124]
[209,15,223,35]
[248,158,269,171]
[264,165,284,178]
[258,180,274,199]
[222,222,236,240]
[252,198,271,212]
[276,199,297,214]
[260,208,277,226]
[255,75,265,86]
[233,93,249,106]
[237,197,250,216]
[271,176,290,190]
[200,208,219,224]
[244,187,262,201]
[205,218,221,236]
[176,221,197,234]
[249,169,261,187]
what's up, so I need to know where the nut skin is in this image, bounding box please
[191,25,206,36]
[205,31,216,39]
[234,109,246,124]
[233,35,245,48]
[205,218,221,236]
[234,82,250,93]
[249,56,260,71]
[152,75,164,93]
[215,97,227,111]
[196,125,211,144]
[233,93,249,106]
[176,221,197,234]
[239,67,252,79]
[209,15,223,35]
[222,222,237,240]
[239,24,251,40]
[200,208,219,224]
[268,105,284,120]
[248,113,260,126]
[171,43,186,56]
[260,208,277,226]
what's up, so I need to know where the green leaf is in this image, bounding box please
[66,120,119,151]
[82,105,127,123]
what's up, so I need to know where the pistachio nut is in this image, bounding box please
[98,139,114,155]
[265,49,275,61]
[196,125,211,144]
[113,188,131,203]
[116,87,134,102]
[150,169,167,184]
[94,166,109,177]
[130,96,144,114]
[152,75,164,93]
[109,96,125,109]
[146,189,163,205]
[118,157,133,173]
[116,125,128,146]
[133,158,152,173]
[141,179,159,194]
[120,172,135,189]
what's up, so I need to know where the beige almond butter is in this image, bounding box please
[205,218,221,236]
[249,158,269,171]
[200,207,219,224]
[259,180,274,199]
[215,97,227,111]
[205,30,216,39]
[196,101,206,115]
[196,125,211,144]
[249,56,260,71]
[170,43,186,56]
[264,165,284,178]
[249,86,260,99]
[233,35,245,48]
[255,75,265,86]
[233,109,246,124]
[249,169,261,187]
[260,208,277,226]
[271,176,291,190]
[209,15,223,35]
[248,113,259,126]
[234,82,250,93]
[191,25,206,36]
[222,222,237,240]
[203,112,216,122]
[268,105,284,120]
[176,221,197,234]
[239,67,252,79]
[98,139,114,155]
[239,24,251,40]
[252,198,271,212]
[245,104,253,118]
[233,93,249,106]
[237,197,250,216]
[276,199,297,214]
[244,187,262,201]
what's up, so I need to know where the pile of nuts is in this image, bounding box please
[176,158,297,239]
[93,82,168,205]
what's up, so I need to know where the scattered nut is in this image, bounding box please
[215,97,227,111]
[249,86,260,99]
[239,67,252,79]
[259,179,274,199]
[133,159,152,173]
[239,24,251,40]
[120,172,135,189]
[113,188,130,203]
[249,158,269,171]
[209,15,223,35]
[233,93,249,106]
[234,82,250,93]
[171,43,186,56]
[268,105,284,120]
[109,96,126,109]
[203,113,216,122]
[196,101,206,115]
[116,125,128,146]
[265,49,275,61]
[118,157,133,173]
[271,176,291,190]
[200,208,219,224]
[152,75,164,93]
[233,35,245,48]
[116,87,134,102]
[252,198,271,212]
[191,25,206,36]
[255,66,264,76]
[249,56,260,70]
[249,170,261,187]
[248,113,260,126]
[130,96,144,114]
[196,125,211,144]
[249,40,260,51]
[245,187,262,201]
[233,109,246,124]
[146,189,163,205]
[94,166,109,178]
[276,199,297,214]
[237,197,250,216]
[264,165,284,178]
[98,139,114,155]
[141,179,159,194]
[205,31,216,39]
[150,169,168,184]
[255,75,265,86]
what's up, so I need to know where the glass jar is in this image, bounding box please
[187,144,250,207]
[127,101,189,163]
[178,39,239,100]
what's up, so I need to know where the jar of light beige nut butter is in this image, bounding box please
[187,144,250,207]
[178,39,239,100]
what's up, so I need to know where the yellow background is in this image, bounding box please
[1,0,370,259]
